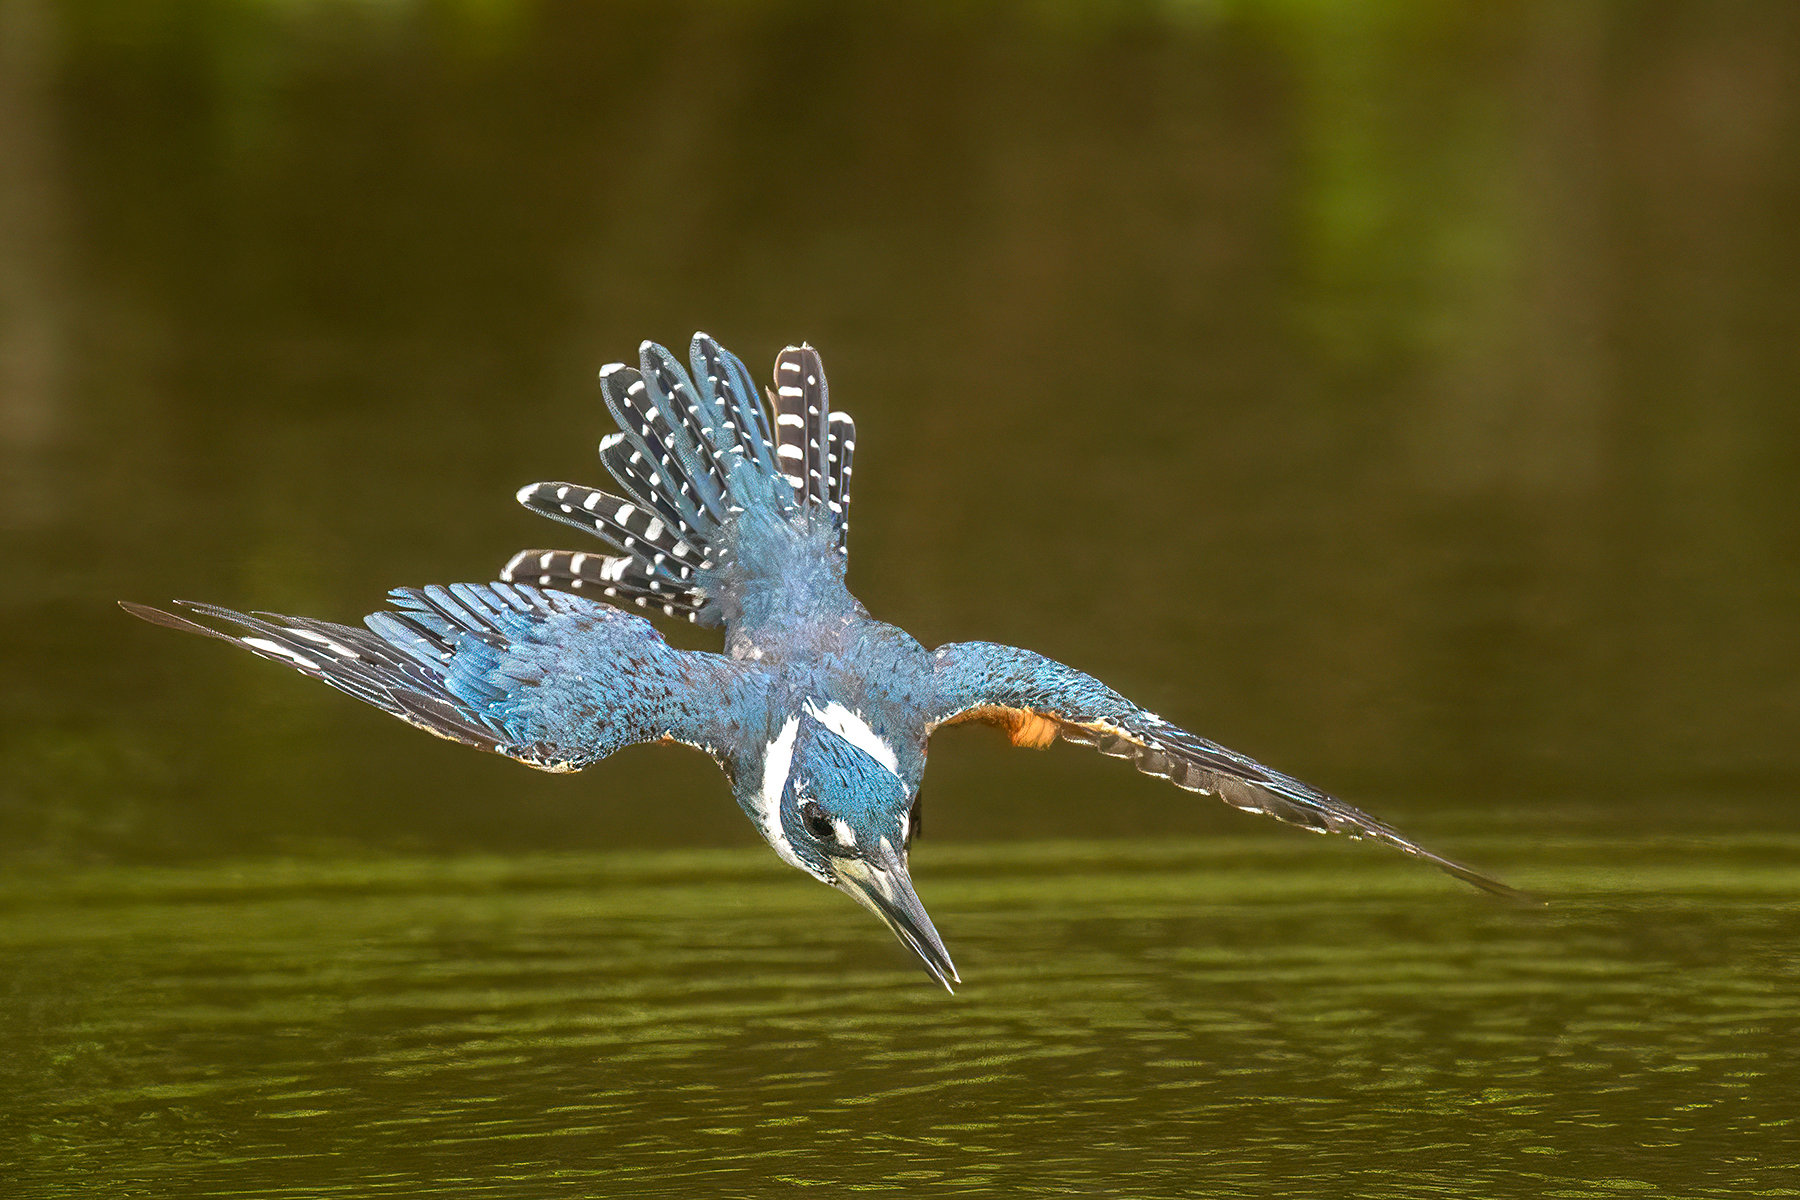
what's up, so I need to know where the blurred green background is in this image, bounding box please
[3,0,1795,864]
[5,3,1800,1197]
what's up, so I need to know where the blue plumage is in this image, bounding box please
[125,333,1525,990]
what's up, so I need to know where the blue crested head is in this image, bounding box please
[782,708,914,857]
[738,701,952,987]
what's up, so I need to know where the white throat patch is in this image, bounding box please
[803,699,901,777]
[756,716,805,870]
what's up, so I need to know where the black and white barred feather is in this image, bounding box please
[498,545,704,621]
[123,583,747,772]
[694,334,780,478]
[120,592,519,759]
[505,335,855,623]
[769,344,850,555]
[826,410,855,554]
[770,346,828,506]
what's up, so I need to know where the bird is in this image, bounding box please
[124,334,1524,990]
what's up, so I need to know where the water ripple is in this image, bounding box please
[3,838,1795,1197]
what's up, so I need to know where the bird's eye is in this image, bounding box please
[800,801,834,841]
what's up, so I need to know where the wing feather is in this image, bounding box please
[123,585,763,772]
[928,641,1528,901]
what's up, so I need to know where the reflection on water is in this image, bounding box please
[5,836,1794,1196]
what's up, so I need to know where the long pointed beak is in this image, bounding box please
[831,846,959,992]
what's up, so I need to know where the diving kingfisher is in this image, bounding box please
[125,335,1522,989]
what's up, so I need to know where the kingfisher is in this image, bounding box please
[125,334,1522,989]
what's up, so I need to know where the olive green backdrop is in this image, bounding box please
[2,3,1797,1196]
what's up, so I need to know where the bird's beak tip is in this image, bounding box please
[832,852,958,992]
[926,953,960,994]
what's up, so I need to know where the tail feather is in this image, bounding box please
[499,548,704,622]
[511,335,857,626]
[770,345,829,506]
[598,365,714,539]
[514,481,701,579]
[639,341,737,515]
[826,411,855,557]
[598,431,702,550]
[692,335,780,478]
[618,357,727,529]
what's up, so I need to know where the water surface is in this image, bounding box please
[5,833,1793,1197]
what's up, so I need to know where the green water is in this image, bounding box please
[5,835,1795,1197]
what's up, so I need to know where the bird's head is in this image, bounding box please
[740,704,954,990]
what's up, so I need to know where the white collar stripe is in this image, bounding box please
[756,716,804,870]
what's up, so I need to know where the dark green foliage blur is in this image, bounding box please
[3,0,1797,864]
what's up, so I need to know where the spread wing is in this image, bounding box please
[927,641,1526,900]
[123,583,763,772]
